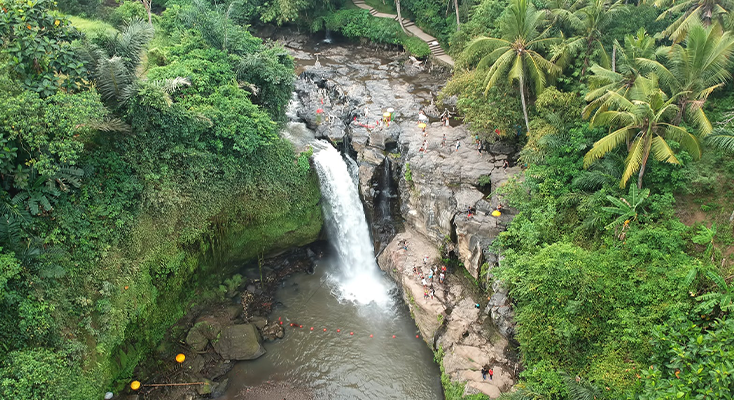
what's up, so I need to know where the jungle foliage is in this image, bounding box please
[434,0,734,397]
[0,0,322,398]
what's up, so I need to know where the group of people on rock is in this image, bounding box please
[409,254,448,302]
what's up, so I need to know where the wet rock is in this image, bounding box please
[211,378,229,398]
[186,318,222,352]
[197,380,213,395]
[488,282,516,339]
[250,316,268,330]
[212,324,265,361]
[260,321,285,341]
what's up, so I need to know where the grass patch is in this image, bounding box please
[364,0,397,14]
[68,15,117,35]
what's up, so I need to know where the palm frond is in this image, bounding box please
[620,136,644,188]
[705,131,734,152]
[650,136,680,164]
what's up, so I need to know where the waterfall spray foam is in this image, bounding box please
[312,144,391,307]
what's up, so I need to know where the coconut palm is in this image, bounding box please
[637,22,734,136]
[654,0,734,42]
[583,75,702,188]
[583,28,657,117]
[707,131,734,151]
[550,0,628,75]
[464,0,561,133]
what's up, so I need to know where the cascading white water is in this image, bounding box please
[312,143,392,307]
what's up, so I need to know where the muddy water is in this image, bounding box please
[220,257,443,399]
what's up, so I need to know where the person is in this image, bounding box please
[444,116,450,127]
[475,303,481,309]
[430,288,434,299]
[441,265,446,273]
[502,159,509,169]
[442,133,446,147]
[364,107,369,117]
[422,277,427,288]
[481,367,488,380]
[455,140,461,152]
[423,255,429,265]
[467,206,473,218]
[489,368,494,380]
[428,270,434,282]
[424,289,429,300]
[497,203,503,211]
[439,272,445,283]
[413,266,417,275]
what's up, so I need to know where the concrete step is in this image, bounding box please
[369,10,378,15]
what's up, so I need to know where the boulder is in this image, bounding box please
[212,324,265,361]
[186,318,222,352]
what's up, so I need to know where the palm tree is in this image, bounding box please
[550,0,628,75]
[638,22,734,136]
[79,19,190,108]
[583,28,656,117]
[583,75,702,188]
[464,0,561,133]
[654,0,734,42]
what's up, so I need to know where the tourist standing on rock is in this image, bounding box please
[442,133,446,147]
[423,255,429,265]
[439,272,445,284]
[455,140,460,152]
[503,159,509,169]
[481,367,488,380]
[489,368,494,380]
[421,277,427,288]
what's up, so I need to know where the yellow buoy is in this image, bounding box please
[176,353,186,363]
[130,381,141,391]
[491,210,501,217]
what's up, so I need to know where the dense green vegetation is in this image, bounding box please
[0,0,322,397]
[433,0,734,398]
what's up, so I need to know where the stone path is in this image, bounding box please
[351,0,455,66]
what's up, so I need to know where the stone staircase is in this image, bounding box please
[350,0,454,66]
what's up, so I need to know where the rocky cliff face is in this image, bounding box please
[287,43,519,398]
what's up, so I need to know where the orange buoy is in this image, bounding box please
[370,334,373,338]
[280,321,283,325]
[337,329,341,332]
[323,328,327,332]
[300,325,303,328]
[310,327,314,331]
[350,332,354,335]
[131,381,141,390]
[416,335,419,338]
[175,353,185,363]
[392,335,396,338]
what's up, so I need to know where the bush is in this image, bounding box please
[401,36,431,58]
[107,1,148,28]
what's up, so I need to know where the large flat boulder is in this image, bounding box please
[212,324,265,361]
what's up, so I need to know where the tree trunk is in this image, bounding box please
[140,0,152,25]
[519,75,531,135]
[612,45,616,73]
[637,129,653,189]
[454,0,460,31]
[581,37,594,76]
[396,0,406,33]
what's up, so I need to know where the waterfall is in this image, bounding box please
[312,143,391,307]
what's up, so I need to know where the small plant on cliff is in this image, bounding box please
[404,162,413,183]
